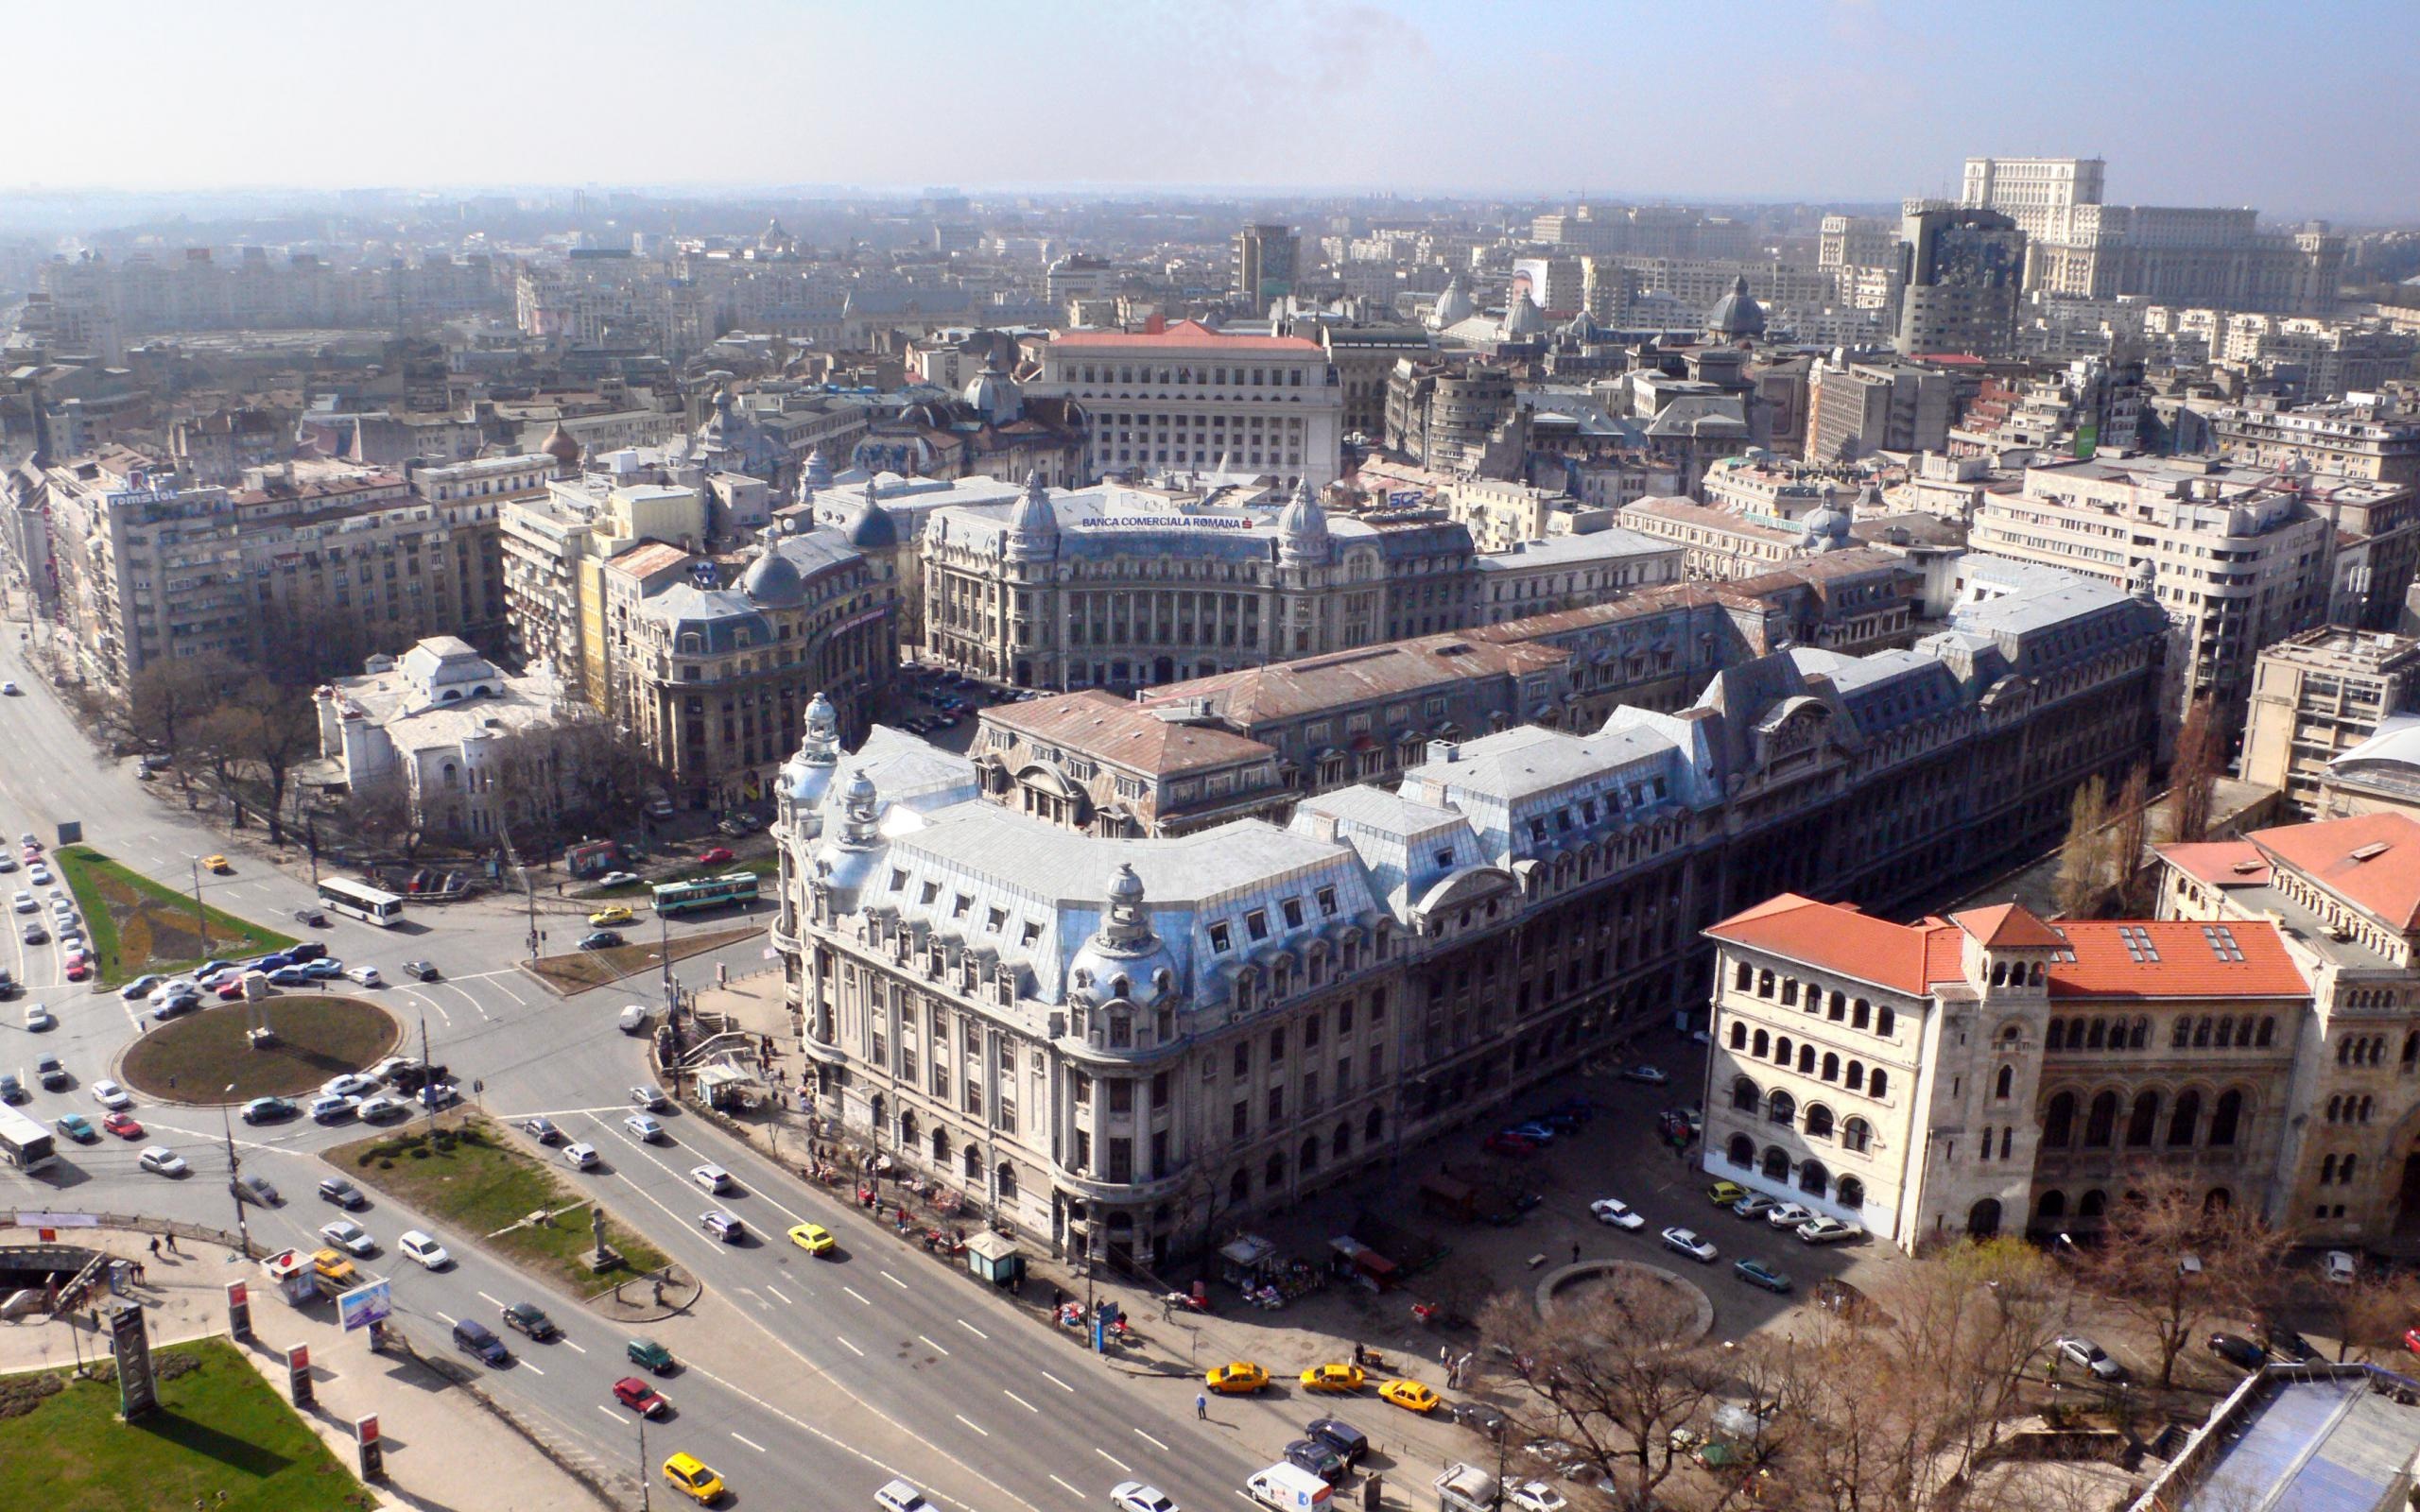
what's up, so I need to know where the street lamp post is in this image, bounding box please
[219,1084,250,1257]
[189,857,210,953]
[637,1409,650,1512]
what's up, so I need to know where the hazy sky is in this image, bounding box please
[10,0,2415,219]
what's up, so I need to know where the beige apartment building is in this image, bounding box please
[2240,627,2420,818]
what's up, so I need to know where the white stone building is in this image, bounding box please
[314,637,570,843]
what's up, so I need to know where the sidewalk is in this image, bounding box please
[0,1226,618,1512]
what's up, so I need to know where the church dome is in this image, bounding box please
[1430,276,1474,330]
[963,360,1023,424]
[1706,275,1767,339]
[541,421,582,467]
[1502,291,1546,339]
[1276,476,1330,562]
[739,546,806,608]
[1006,471,1059,547]
[1797,502,1854,553]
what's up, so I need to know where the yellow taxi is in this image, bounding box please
[1300,1362,1366,1393]
[201,854,232,873]
[1379,1378,1441,1414]
[589,904,635,927]
[661,1452,726,1505]
[1204,1360,1270,1395]
[786,1222,836,1256]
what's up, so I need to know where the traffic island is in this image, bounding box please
[524,922,760,995]
[325,1116,671,1294]
[1534,1259,1717,1347]
[53,845,297,986]
[0,1337,373,1511]
[118,995,402,1103]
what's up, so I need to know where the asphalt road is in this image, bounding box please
[0,630,1282,1512]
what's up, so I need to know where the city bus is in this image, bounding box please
[319,877,406,928]
[650,872,760,917]
[0,1102,58,1174]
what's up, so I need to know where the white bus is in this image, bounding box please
[319,877,405,928]
[0,1102,57,1174]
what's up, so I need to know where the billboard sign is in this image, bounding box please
[336,1279,393,1332]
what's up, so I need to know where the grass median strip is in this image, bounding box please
[0,1337,372,1511]
[54,845,296,985]
[328,1114,669,1292]
[528,922,762,993]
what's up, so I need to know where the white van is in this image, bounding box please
[1247,1464,1332,1512]
[619,1003,652,1034]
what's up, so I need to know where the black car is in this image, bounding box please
[403,960,440,982]
[1306,1418,1369,1466]
[291,909,329,928]
[579,930,624,951]
[1283,1439,1346,1486]
[452,1317,510,1366]
[2258,1321,2317,1363]
[2208,1332,2268,1370]
[1452,1400,1509,1438]
[501,1301,559,1341]
[285,941,327,962]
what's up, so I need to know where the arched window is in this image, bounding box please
[1835,1176,1864,1211]
[2204,1188,2231,1214]
[2087,1020,2107,1050]
[1299,1136,1321,1176]
[901,1109,921,1148]
[2078,1189,2107,1219]
[1774,1036,1794,1066]
[1333,1121,1352,1160]
[1845,1060,1865,1091]
[1727,1133,1754,1168]
[1732,1076,1760,1113]
[1265,1151,1287,1189]
[1806,1104,1836,1139]
[1996,1065,2014,1100]
[1799,1160,1830,1196]
[2125,1091,2158,1148]
[1752,1029,1771,1057]
[1869,1069,1890,1099]
[1822,1053,1841,1082]
[2193,1017,2212,1048]
[1762,1145,1790,1180]
[2210,1090,2243,1147]
[1967,1197,2001,1236]
[2047,1019,2066,1051]
[996,1161,1018,1201]
[1876,1007,1896,1040]
[1365,1107,1384,1143]
[1734,961,1753,990]
[1729,1022,1748,1050]
[1768,1091,1797,1125]
[2322,1154,2339,1184]
[2131,1018,2150,1049]
[1841,1117,1872,1154]
[2036,1190,2067,1221]
[2167,1089,2202,1146]
[933,1126,950,1164]
[964,1143,981,1179]
[2172,1019,2192,1049]
[1798,1044,1816,1074]
[2083,1091,2118,1148]
[1852,999,1872,1030]
[2342,1153,2359,1182]
[2043,1091,2076,1147]
[1827,994,1845,1022]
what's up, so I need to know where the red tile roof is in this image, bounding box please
[979,689,1275,777]
[1048,318,1320,353]
[2156,840,2272,888]
[1705,894,1959,996]
[1954,902,2066,948]
[2044,920,2307,1000]
[2248,812,2420,929]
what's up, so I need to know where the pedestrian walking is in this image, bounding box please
[147,1237,160,1258]
[1571,1241,1582,1264]
[164,1233,178,1256]
[1196,1393,1208,1419]
[1439,1344,1450,1366]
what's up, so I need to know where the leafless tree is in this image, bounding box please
[2108,764,2152,915]
[2052,775,2111,918]
[338,767,422,859]
[2169,696,2222,844]
[2063,1173,2287,1388]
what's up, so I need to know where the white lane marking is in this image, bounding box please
[918,1333,952,1356]
[880,1269,908,1289]
[1041,1369,1075,1393]
[732,1432,767,1453]
[562,1339,586,1354]
[442,981,491,1021]
[1096,1448,1132,1473]
[1050,1475,1086,1499]
[955,1413,989,1437]
[765,1284,793,1306]
[596,1404,622,1422]
[519,1360,545,1376]
[836,1334,865,1357]
[843,1285,870,1305]
[476,1291,504,1308]
[956,1318,989,1340]
[680,1359,1032,1512]
[1004,1389,1037,1414]
[1133,1428,1168,1452]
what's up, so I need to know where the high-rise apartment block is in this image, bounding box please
[1896,202,2026,357]
[2239,627,2420,816]
[1232,224,1299,307]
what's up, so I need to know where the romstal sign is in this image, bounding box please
[336,1278,393,1332]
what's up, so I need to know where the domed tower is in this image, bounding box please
[1277,477,1330,567]
[1004,470,1059,563]
[842,492,898,552]
[1429,275,1473,330]
[1065,864,1183,1028]
[802,446,835,491]
[1501,290,1546,340]
[776,691,844,830]
[963,358,1023,425]
[1705,274,1767,342]
[1796,499,1854,555]
[739,544,806,609]
[540,421,582,479]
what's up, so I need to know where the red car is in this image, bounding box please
[217,978,248,1000]
[63,961,90,982]
[612,1376,669,1418]
[1483,1130,1539,1158]
[101,1111,145,1139]
[2405,1328,2420,1357]
[697,847,735,866]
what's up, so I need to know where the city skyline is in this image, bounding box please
[7,0,2416,222]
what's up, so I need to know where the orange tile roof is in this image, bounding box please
[1954,902,2066,948]
[2248,812,2420,929]
[1048,318,1319,353]
[980,689,1274,777]
[1704,894,1959,996]
[2045,920,2307,1000]
[2155,840,2272,887]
